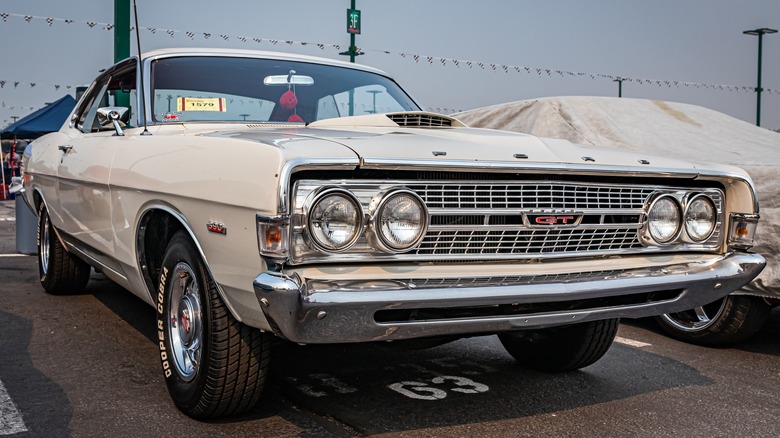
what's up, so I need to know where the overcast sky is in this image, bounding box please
[1,0,779,129]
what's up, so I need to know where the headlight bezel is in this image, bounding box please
[304,187,365,253]
[646,194,683,245]
[684,194,717,242]
[367,189,429,253]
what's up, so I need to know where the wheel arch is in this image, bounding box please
[136,204,244,323]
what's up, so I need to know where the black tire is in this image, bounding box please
[498,319,619,372]
[37,202,90,294]
[656,295,771,346]
[157,230,271,419]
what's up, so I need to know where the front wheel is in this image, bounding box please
[157,231,272,418]
[37,202,90,294]
[656,295,771,346]
[498,319,619,372]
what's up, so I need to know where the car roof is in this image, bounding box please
[138,47,390,77]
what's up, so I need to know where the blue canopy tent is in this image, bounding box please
[1,95,76,198]
[1,94,76,139]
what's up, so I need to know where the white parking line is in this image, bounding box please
[614,336,651,348]
[0,379,27,435]
[0,255,30,258]
[0,218,15,222]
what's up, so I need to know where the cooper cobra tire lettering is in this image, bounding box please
[157,266,171,378]
[157,266,168,314]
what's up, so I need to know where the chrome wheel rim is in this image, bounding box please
[167,262,203,382]
[40,215,50,275]
[660,298,728,332]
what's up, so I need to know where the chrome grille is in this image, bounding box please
[387,113,453,127]
[290,178,724,265]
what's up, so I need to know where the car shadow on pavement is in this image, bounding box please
[268,335,715,435]
[736,307,780,357]
[86,277,719,434]
[0,309,73,438]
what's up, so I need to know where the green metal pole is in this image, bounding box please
[114,0,130,63]
[114,0,130,108]
[348,0,356,115]
[756,33,764,127]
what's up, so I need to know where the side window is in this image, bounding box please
[76,78,110,133]
[316,95,340,120]
[329,85,403,117]
[75,65,138,134]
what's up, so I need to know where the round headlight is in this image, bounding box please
[685,195,716,242]
[375,191,428,252]
[308,190,362,252]
[648,195,681,244]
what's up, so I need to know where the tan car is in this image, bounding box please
[21,48,764,418]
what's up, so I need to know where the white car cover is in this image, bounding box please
[456,96,780,298]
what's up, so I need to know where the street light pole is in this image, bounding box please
[613,78,624,98]
[743,27,777,127]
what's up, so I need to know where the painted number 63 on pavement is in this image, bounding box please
[388,375,489,400]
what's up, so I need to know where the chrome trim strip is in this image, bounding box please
[62,238,127,282]
[359,157,701,178]
[277,157,361,214]
[253,251,765,344]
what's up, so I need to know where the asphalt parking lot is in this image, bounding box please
[1,199,779,437]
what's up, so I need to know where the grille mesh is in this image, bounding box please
[416,228,642,256]
[408,183,654,210]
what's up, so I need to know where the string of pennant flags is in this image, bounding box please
[0,11,778,100]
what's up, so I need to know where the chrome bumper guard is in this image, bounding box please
[253,252,765,344]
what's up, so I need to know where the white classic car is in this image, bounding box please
[21,48,765,418]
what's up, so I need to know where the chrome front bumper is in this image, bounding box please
[252,252,765,344]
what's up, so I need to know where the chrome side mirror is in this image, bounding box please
[97,106,129,136]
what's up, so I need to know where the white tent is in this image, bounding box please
[457,96,780,297]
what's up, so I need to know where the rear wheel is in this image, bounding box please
[657,295,771,346]
[157,231,272,418]
[37,202,90,294]
[498,319,619,372]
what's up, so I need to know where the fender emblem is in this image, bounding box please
[207,222,227,235]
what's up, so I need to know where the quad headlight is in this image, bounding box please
[369,189,428,253]
[684,195,716,242]
[307,189,363,252]
[647,195,681,244]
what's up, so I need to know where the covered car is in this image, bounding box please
[457,96,779,344]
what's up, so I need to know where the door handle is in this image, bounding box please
[58,145,73,153]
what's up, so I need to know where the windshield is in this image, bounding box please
[150,56,420,124]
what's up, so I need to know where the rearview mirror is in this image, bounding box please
[263,74,314,86]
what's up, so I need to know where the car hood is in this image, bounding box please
[196,114,747,178]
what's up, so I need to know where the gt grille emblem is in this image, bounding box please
[535,215,575,225]
[525,212,583,228]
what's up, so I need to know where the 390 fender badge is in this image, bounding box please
[206,222,227,235]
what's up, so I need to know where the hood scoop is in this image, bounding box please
[386,112,464,128]
[307,111,467,129]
